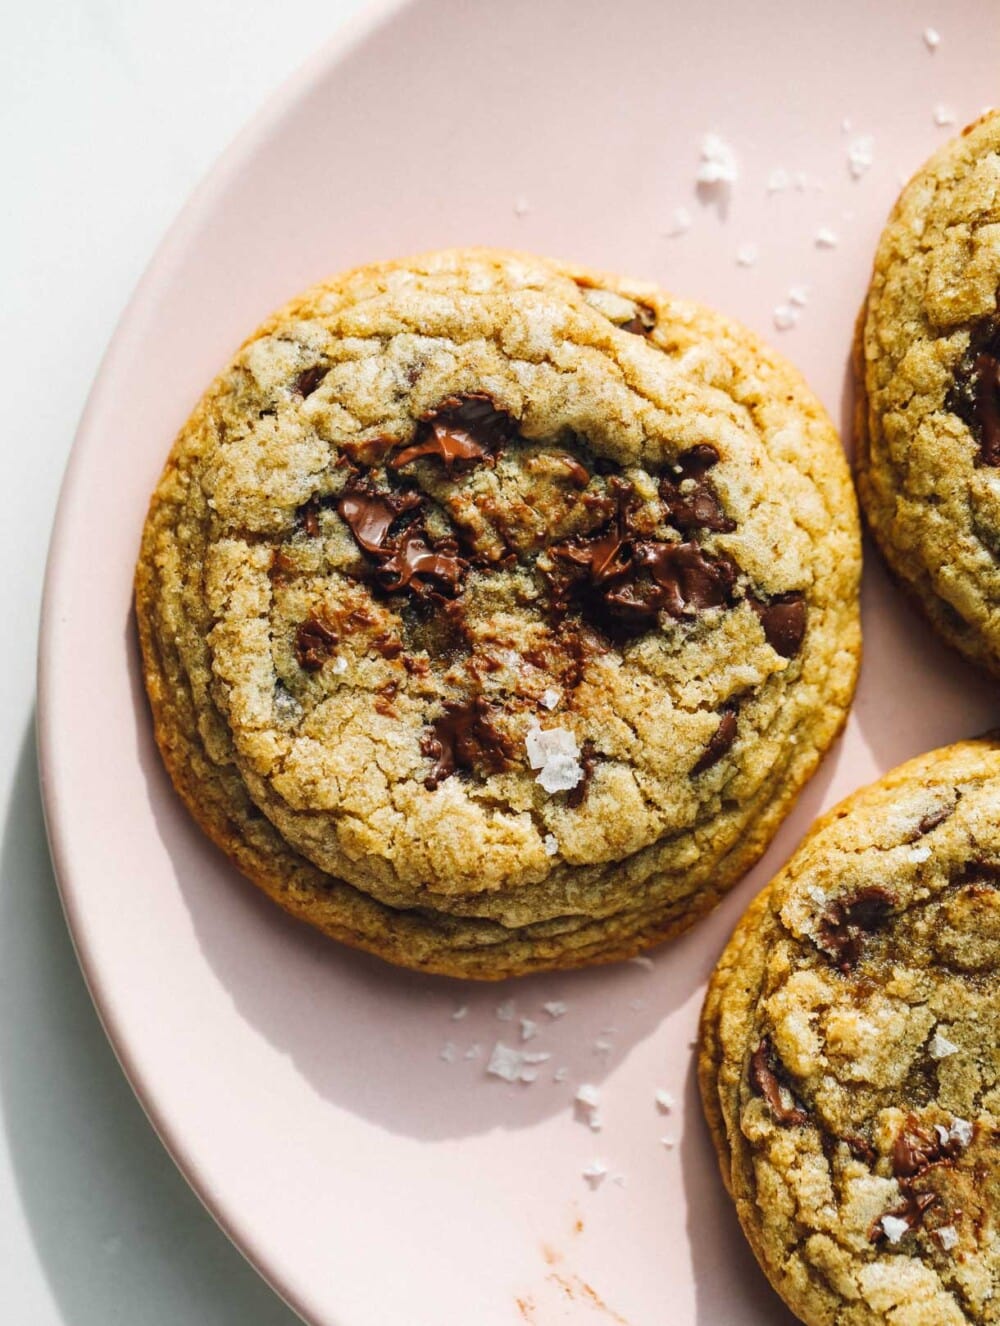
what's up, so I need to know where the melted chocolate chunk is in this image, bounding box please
[292,365,328,398]
[947,314,1000,466]
[817,886,896,972]
[294,614,338,671]
[692,707,738,774]
[391,393,516,471]
[627,541,737,617]
[376,529,467,596]
[554,453,591,488]
[749,1037,809,1127]
[844,1132,878,1165]
[566,739,597,808]
[421,697,515,789]
[659,445,736,534]
[893,1116,964,1179]
[337,483,422,554]
[907,803,954,840]
[619,303,657,336]
[869,1188,939,1244]
[749,592,807,658]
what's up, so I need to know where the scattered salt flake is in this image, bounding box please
[794,172,808,192]
[553,1066,569,1083]
[520,1017,539,1042]
[593,1039,613,1057]
[440,1041,458,1063]
[543,833,559,857]
[543,1000,569,1018]
[773,304,799,331]
[655,1089,675,1114]
[452,1004,468,1021]
[697,133,739,185]
[934,105,957,127]
[848,135,875,179]
[767,167,790,194]
[526,723,583,794]
[935,1118,974,1150]
[788,285,809,308]
[881,1215,911,1245]
[541,687,561,711]
[629,955,655,971]
[513,196,530,217]
[807,885,828,904]
[661,1136,676,1150]
[929,1030,960,1060]
[937,1225,959,1251]
[924,26,941,51]
[665,205,693,237]
[816,226,839,249]
[496,998,515,1021]
[908,844,931,863]
[841,117,852,134]
[576,1084,601,1110]
[582,1161,608,1187]
[464,1043,481,1060]
[628,998,646,1012]
[331,656,348,675]
[486,1041,551,1083]
[589,1112,603,1133]
[612,1174,626,1188]
[736,242,758,267]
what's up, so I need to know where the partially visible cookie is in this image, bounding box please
[136,247,860,978]
[700,737,1000,1325]
[856,110,1000,677]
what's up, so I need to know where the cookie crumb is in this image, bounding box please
[847,135,874,179]
[697,134,739,186]
[487,1041,551,1083]
[928,1030,960,1059]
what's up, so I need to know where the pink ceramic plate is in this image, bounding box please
[38,2,1000,1323]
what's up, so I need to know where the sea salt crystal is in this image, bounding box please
[486,1041,551,1083]
[767,167,790,193]
[661,1136,675,1150]
[440,1042,458,1063]
[924,26,940,51]
[937,1225,959,1251]
[464,1044,481,1060]
[496,999,515,1021]
[908,844,931,863]
[629,955,655,971]
[816,227,839,248]
[935,1118,974,1150]
[576,1084,601,1110]
[543,1000,569,1018]
[543,833,559,857]
[788,285,809,308]
[655,1089,675,1113]
[553,1066,569,1083]
[593,1039,613,1057]
[666,206,693,237]
[848,135,875,179]
[928,1030,959,1059]
[331,656,348,675]
[520,1018,539,1042]
[541,688,561,710]
[582,1161,608,1187]
[773,304,799,331]
[452,1004,468,1021]
[612,1174,626,1188]
[513,196,530,217]
[525,723,584,794]
[736,243,758,267]
[697,134,739,186]
[934,105,957,127]
[628,998,646,1012]
[881,1215,911,1244]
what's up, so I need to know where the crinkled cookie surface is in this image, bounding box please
[136,248,859,977]
[701,737,1000,1325]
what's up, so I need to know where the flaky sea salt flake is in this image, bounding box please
[848,135,875,179]
[934,105,957,127]
[520,1018,539,1042]
[576,1084,601,1110]
[736,243,758,267]
[526,723,583,794]
[789,285,809,308]
[541,688,561,710]
[452,1004,468,1021]
[629,955,655,971]
[487,1041,551,1083]
[655,1089,675,1113]
[881,1215,910,1244]
[543,1000,569,1018]
[816,227,839,249]
[929,1030,959,1059]
[937,1225,959,1251]
[543,833,559,857]
[582,1160,608,1187]
[924,27,940,51]
[697,134,739,186]
[767,167,790,193]
[661,1136,676,1150]
[440,1041,458,1063]
[773,304,799,331]
[496,998,515,1021]
[665,205,693,237]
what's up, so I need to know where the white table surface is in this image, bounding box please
[2,2,367,1320]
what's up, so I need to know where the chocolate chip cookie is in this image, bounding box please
[856,110,1000,677]
[700,737,1000,1325]
[136,248,860,978]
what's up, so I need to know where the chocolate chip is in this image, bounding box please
[909,803,954,839]
[391,393,516,471]
[294,614,338,671]
[421,697,515,789]
[619,303,657,336]
[659,445,736,534]
[892,1115,966,1179]
[298,496,322,537]
[292,365,328,398]
[337,484,422,554]
[843,1132,878,1165]
[749,592,807,658]
[566,739,597,808]
[749,1037,809,1127]
[868,1187,940,1243]
[817,886,896,972]
[692,707,738,774]
[947,314,1000,466]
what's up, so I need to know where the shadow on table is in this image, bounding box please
[0,719,299,1326]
